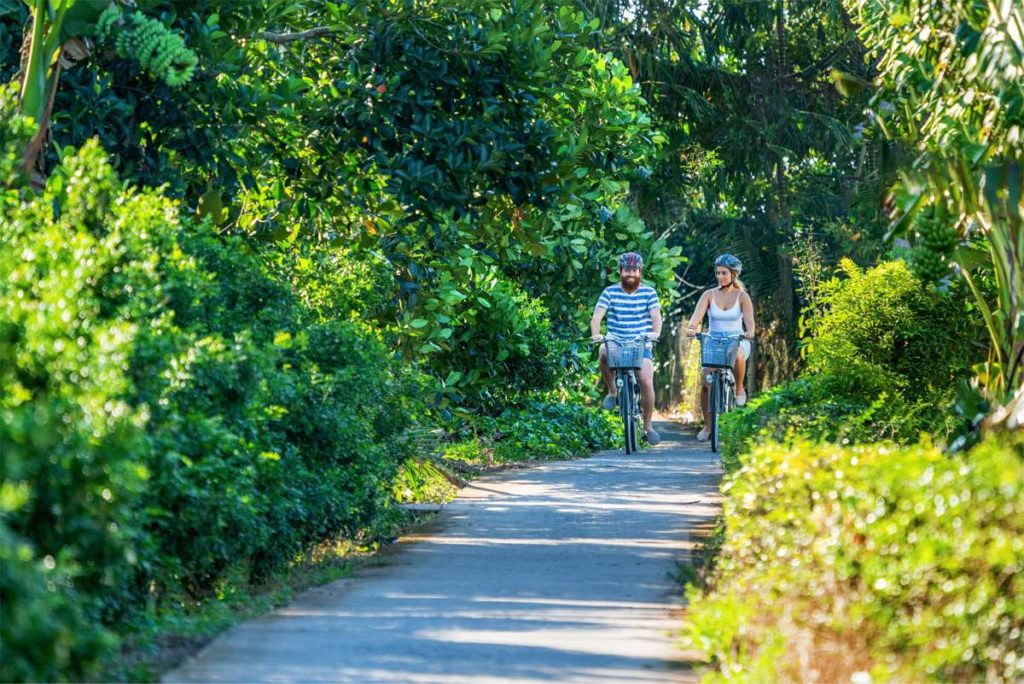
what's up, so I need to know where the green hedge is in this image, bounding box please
[719,259,983,469]
[447,396,620,464]
[0,139,423,679]
[683,432,1024,682]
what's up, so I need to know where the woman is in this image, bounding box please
[686,254,756,442]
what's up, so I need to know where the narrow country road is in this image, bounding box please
[164,420,722,683]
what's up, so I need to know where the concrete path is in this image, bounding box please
[164,420,722,683]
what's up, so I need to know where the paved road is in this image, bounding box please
[164,420,722,683]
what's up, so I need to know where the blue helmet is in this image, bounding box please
[714,254,742,274]
[619,252,644,270]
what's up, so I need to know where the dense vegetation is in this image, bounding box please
[1,0,1021,681]
[680,1,1023,681]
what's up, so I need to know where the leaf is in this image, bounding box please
[409,319,429,329]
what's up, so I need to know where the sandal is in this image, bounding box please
[696,427,710,442]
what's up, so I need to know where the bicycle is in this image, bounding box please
[596,334,651,454]
[691,332,747,453]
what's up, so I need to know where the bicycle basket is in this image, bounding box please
[700,335,739,368]
[605,338,644,369]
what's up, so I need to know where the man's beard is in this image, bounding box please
[620,276,640,292]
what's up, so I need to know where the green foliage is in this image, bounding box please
[448,396,620,463]
[802,259,982,401]
[1,139,160,678]
[719,259,983,468]
[846,0,1024,407]
[0,83,35,192]
[717,379,953,475]
[407,271,566,407]
[0,139,425,679]
[684,433,1024,682]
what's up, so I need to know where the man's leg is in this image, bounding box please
[599,346,617,410]
[639,358,655,431]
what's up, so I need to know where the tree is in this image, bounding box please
[584,0,888,391]
[846,0,1024,430]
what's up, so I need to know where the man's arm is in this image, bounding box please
[590,305,607,341]
[649,306,663,339]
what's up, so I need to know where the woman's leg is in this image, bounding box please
[734,351,746,395]
[699,367,711,432]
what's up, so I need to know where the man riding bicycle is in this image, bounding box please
[590,252,663,446]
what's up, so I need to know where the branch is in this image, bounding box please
[253,27,342,44]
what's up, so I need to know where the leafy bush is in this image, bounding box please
[133,226,426,592]
[683,432,1024,683]
[1,138,175,678]
[0,139,425,679]
[450,396,620,463]
[719,260,983,468]
[487,399,620,461]
[409,270,569,409]
[802,259,981,401]
[718,376,958,473]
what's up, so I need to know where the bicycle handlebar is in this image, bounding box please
[689,331,752,341]
[591,333,657,345]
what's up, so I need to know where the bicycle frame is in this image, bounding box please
[693,332,746,453]
[600,334,649,454]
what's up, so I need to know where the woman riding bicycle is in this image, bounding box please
[685,254,756,442]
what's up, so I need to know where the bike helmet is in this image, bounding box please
[618,252,644,270]
[714,253,742,273]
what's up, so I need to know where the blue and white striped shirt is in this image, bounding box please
[597,284,660,337]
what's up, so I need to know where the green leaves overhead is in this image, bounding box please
[847,0,1024,410]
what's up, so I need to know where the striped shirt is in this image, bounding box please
[597,284,660,337]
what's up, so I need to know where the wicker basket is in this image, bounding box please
[700,335,740,368]
[606,337,645,369]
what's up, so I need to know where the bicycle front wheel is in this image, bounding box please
[628,375,640,453]
[618,372,635,453]
[709,374,721,453]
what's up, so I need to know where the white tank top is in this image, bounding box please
[708,293,744,334]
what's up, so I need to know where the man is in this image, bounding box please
[590,252,662,446]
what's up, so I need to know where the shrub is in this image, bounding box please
[409,271,569,409]
[441,393,620,464]
[132,226,428,593]
[719,260,984,468]
[1,139,170,678]
[683,432,1024,683]
[718,375,959,473]
[0,138,426,679]
[802,259,982,401]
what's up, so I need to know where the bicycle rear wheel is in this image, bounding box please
[710,374,721,453]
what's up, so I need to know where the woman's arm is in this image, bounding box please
[687,291,710,331]
[740,292,756,338]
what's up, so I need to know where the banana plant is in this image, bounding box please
[847,0,1024,430]
[17,0,111,180]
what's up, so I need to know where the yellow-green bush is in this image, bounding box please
[683,432,1024,682]
[719,259,984,469]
